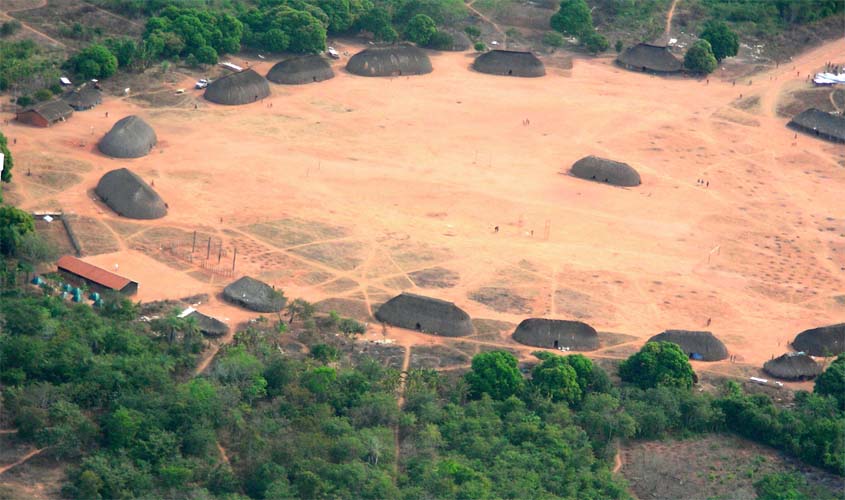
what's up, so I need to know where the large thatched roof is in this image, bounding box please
[204,69,270,105]
[346,44,432,77]
[62,87,102,110]
[617,43,682,73]
[95,168,167,219]
[266,55,335,85]
[22,100,73,122]
[472,50,545,77]
[375,292,473,336]
[98,115,157,159]
[570,156,641,187]
[187,310,229,338]
[763,352,822,380]
[787,108,845,143]
[512,318,599,350]
[647,330,728,361]
[792,323,845,356]
[223,276,285,312]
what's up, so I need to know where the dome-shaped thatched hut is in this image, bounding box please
[266,55,335,85]
[512,318,599,350]
[792,323,845,357]
[187,310,229,338]
[787,108,845,143]
[570,156,641,187]
[763,352,822,381]
[617,43,682,73]
[62,87,102,111]
[223,276,286,313]
[98,115,157,159]
[472,50,545,77]
[647,330,728,361]
[95,168,167,219]
[346,44,432,77]
[375,292,473,336]
[204,69,270,105]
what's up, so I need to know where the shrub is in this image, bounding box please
[464,25,481,39]
[16,95,33,107]
[34,88,53,102]
[615,40,623,53]
[582,31,609,54]
[474,41,486,51]
[542,31,565,47]
[426,31,454,50]
[0,20,22,37]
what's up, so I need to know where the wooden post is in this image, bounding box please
[218,241,222,263]
[206,237,211,260]
[192,231,197,253]
[232,247,237,273]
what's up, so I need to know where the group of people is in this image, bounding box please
[696,178,709,187]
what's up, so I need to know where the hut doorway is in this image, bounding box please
[415,322,421,331]
[508,69,513,75]
[553,340,559,348]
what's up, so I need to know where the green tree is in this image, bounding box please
[754,473,808,500]
[104,407,142,449]
[405,14,437,46]
[194,45,218,65]
[286,298,315,324]
[317,0,354,33]
[357,7,398,42]
[583,31,609,54]
[0,205,35,255]
[815,354,845,410]
[0,130,13,183]
[700,20,739,62]
[542,31,565,47]
[465,351,523,400]
[531,354,581,404]
[550,0,593,37]
[70,44,118,79]
[619,341,696,389]
[426,30,454,50]
[311,343,340,363]
[684,39,718,74]
[615,39,623,53]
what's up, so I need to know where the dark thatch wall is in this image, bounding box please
[223,276,286,313]
[512,318,599,350]
[187,310,229,338]
[375,292,473,336]
[647,330,728,361]
[570,155,641,187]
[204,69,271,105]
[472,50,545,77]
[95,168,167,220]
[787,108,845,143]
[763,352,822,380]
[792,323,845,356]
[98,115,157,159]
[62,87,102,110]
[617,43,682,73]
[267,55,335,85]
[346,44,432,77]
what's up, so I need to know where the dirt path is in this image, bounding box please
[392,344,413,479]
[466,0,507,48]
[216,441,231,465]
[0,429,19,434]
[665,0,679,37]
[613,447,623,473]
[0,448,44,476]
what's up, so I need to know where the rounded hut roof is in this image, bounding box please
[62,87,102,110]
[647,330,728,361]
[98,115,157,159]
[472,50,545,77]
[570,156,641,187]
[187,310,229,338]
[763,352,822,381]
[95,168,167,219]
[792,323,845,357]
[223,276,286,313]
[617,43,682,73]
[266,55,335,85]
[204,69,271,105]
[346,44,432,77]
[512,318,599,350]
[375,292,473,337]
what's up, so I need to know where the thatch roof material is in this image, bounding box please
[346,44,432,77]
[19,100,73,123]
[647,330,728,361]
[570,156,641,187]
[62,87,102,110]
[472,50,545,77]
[95,168,167,219]
[187,310,229,337]
[204,69,270,105]
[512,318,599,350]
[375,292,473,336]
[223,276,285,313]
[617,43,682,73]
[763,352,822,380]
[266,55,335,85]
[98,115,157,158]
[787,108,845,143]
[792,323,845,356]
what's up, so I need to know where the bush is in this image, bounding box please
[474,41,486,51]
[34,88,53,102]
[0,20,22,37]
[426,31,454,50]
[405,14,437,46]
[582,31,609,54]
[615,40,623,53]
[684,39,718,74]
[464,25,481,39]
[15,95,32,107]
[542,31,565,47]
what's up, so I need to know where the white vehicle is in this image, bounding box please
[327,47,340,59]
[195,78,209,89]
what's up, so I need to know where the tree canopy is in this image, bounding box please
[684,39,718,74]
[619,341,696,390]
[465,350,523,400]
[700,20,739,62]
[815,354,845,410]
[550,0,593,37]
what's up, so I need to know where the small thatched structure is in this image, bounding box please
[204,69,270,105]
[472,50,545,77]
[375,292,473,337]
[570,156,641,187]
[617,43,682,73]
[512,318,599,350]
[223,276,285,313]
[787,108,845,143]
[62,87,102,111]
[187,310,229,338]
[95,168,167,219]
[346,44,432,77]
[266,55,335,85]
[16,100,73,127]
[763,352,822,381]
[792,323,845,357]
[647,330,728,361]
[98,115,157,158]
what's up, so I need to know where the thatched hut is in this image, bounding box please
[787,108,845,143]
[648,330,728,361]
[512,318,599,350]
[16,100,73,127]
[570,156,641,187]
[266,55,335,85]
[617,43,682,73]
[346,44,432,77]
[95,168,167,220]
[62,87,102,111]
[472,50,545,77]
[204,69,270,105]
[763,352,822,381]
[187,310,229,338]
[375,292,473,336]
[792,323,845,357]
[223,276,285,312]
[98,115,157,159]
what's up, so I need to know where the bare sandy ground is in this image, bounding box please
[3,38,844,379]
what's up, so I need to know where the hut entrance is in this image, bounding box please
[415,322,421,331]
[553,340,559,348]
[508,69,512,75]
